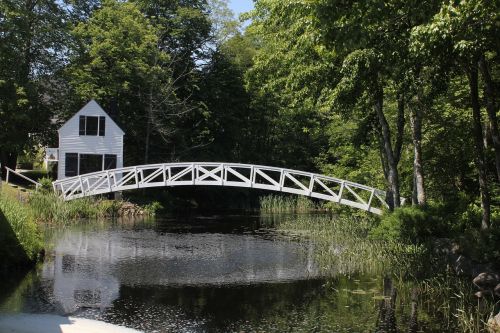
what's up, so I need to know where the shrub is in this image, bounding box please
[38,177,53,192]
[370,206,439,243]
[143,201,163,216]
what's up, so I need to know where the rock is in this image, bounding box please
[116,202,147,217]
[488,312,500,333]
[475,291,487,298]
[473,272,500,291]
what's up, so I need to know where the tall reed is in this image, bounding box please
[28,190,122,224]
[271,214,426,275]
[260,194,317,213]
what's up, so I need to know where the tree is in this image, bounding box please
[68,0,174,164]
[411,0,499,229]
[0,0,68,172]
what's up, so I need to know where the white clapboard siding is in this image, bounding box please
[57,100,124,180]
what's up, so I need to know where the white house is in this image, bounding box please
[53,100,124,180]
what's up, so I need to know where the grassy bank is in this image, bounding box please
[0,186,43,268]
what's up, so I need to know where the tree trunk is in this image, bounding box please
[374,86,401,209]
[479,55,500,182]
[144,88,153,164]
[0,151,18,178]
[412,173,418,205]
[394,93,405,165]
[467,62,490,230]
[410,104,426,206]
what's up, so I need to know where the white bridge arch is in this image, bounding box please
[52,162,389,215]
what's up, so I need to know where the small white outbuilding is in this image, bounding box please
[55,100,124,180]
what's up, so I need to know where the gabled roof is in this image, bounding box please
[58,100,125,135]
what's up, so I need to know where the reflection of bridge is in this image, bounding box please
[53,162,389,214]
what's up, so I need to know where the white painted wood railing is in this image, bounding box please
[52,162,390,215]
[4,167,41,189]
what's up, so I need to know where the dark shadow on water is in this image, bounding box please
[0,268,31,307]
[0,208,34,306]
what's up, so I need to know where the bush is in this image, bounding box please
[143,201,163,216]
[38,177,53,192]
[370,206,441,243]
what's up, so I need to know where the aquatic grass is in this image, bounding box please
[270,214,426,275]
[378,271,499,333]
[260,194,317,213]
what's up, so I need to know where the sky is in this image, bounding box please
[228,0,254,16]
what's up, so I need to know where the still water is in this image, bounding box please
[0,214,422,332]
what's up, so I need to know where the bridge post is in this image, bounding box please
[134,166,139,188]
[308,176,315,196]
[250,166,255,187]
[162,164,167,185]
[78,176,84,197]
[367,188,375,211]
[223,164,227,185]
[106,170,112,192]
[220,163,225,186]
[191,163,195,185]
[337,181,345,203]
[279,170,285,191]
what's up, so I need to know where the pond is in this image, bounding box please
[0,213,478,332]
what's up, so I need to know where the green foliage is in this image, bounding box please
[38,177,53,192]
[0,0,68,167]
[143,201,163,216]
[70,0,164,102]
[0,190,43,265]
[370,206,442,244]
[458,226,500,264]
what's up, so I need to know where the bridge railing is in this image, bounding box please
[53,162,389,215]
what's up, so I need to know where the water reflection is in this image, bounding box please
[0,214,435,332]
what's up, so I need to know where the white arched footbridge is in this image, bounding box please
[52,162,389,215]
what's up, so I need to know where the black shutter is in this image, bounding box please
[79,116,86,135]
[65,153,78,177]
[99,116,106,136]
[104,154,117,170]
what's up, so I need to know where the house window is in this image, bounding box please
[79,154,103,175]
[65,153,78,177]
[104,155,117,170]
[79,116,105,136]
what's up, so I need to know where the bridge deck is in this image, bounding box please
[52,162,389,215]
